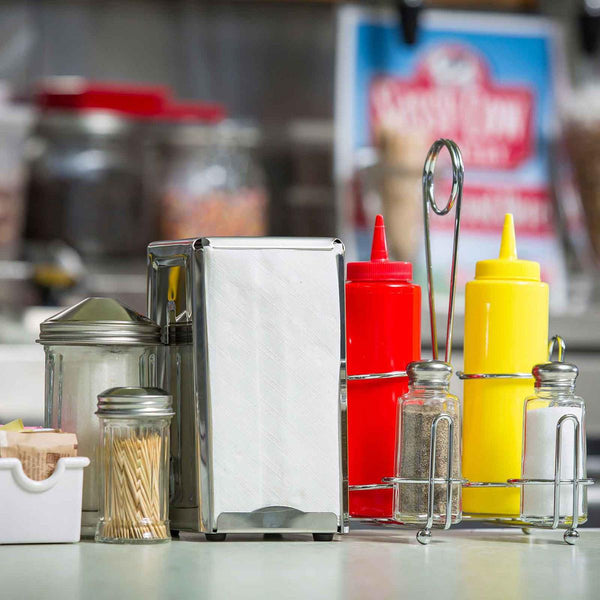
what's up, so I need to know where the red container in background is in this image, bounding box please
[346,214,421,518]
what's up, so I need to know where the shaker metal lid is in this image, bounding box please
[533,362,579,387]
[37,297,161,345]
[407,360,453,385]
[96,387,174,418]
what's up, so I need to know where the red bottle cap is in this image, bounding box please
[347,215,412,281]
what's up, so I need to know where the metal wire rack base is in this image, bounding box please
[349,413,593,546]
[349,478,593,545]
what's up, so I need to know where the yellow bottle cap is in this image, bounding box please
[475,213,541,281]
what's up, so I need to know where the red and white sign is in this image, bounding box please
[430,184,553,235]
[369,45,535,170]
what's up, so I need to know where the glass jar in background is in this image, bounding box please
[158,111,268,239]
[95,387,173,544]
[38,297,162,535]
[394,360,462,527]
[26,79,166,258]
[521,362,587,527]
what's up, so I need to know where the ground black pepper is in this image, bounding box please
[395,402,461,524]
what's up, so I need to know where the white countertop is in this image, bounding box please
[1,528,598,600]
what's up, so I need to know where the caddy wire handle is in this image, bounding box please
[423,139,464,364]
[422,413,455,543]
[548,334,566,363]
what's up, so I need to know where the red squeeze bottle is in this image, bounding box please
[346,214,421,518]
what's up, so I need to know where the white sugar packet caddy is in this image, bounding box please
[0,456,89,544]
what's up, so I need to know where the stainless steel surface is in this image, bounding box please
[147,236,347,536]
[147,238,207,533]
[216,508,339,534]
[38,297,161,346]
[96,386,173,418]
[422,139,464,364]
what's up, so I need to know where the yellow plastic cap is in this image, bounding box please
[475,214,541,281]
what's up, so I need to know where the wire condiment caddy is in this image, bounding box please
[348,140,595,546]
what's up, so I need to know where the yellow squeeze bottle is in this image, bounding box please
[462,214,549,518]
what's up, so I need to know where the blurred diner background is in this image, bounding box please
[0,0,599,523]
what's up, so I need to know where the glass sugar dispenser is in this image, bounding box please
[517,341,591,541]
[38,297,162,534]
[394,361,462,533]
[95,387,174,544]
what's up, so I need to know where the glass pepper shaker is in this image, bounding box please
[394,360,462,528]
[521,362,587,527]
[95,387,174,544]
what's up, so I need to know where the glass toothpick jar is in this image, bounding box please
[38,297,162,534]
[394,360,462,527]
[95,387,174,543]
[521,362,587,527]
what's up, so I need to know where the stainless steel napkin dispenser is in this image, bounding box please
[147,237,348,540]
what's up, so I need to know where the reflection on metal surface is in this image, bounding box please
[216,507,338,534]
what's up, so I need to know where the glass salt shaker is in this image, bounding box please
[95,387,174,544]
[394,360,462,529]
[521,362,587,527]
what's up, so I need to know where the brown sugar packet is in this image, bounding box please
[0,431,78,481]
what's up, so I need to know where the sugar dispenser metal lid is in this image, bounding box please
[96,387,174,418]
[38,297,161,346]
